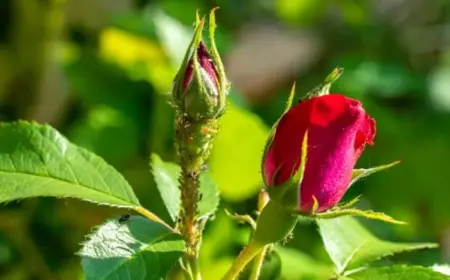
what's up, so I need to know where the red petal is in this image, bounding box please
[183,60,194,91]
[354,114,376,158]
[262,145,277,186]
[197,42,219,88]
[182,42,219,92]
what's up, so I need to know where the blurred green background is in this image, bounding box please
[0,0,449,279]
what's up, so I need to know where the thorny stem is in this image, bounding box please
[222,191,271,280]
[249,245,268,280]
[175,113,218,279]
[222,241,263,280]
[179,165,201,252]
[248,191,271,280]
[187,255,202,280]
[180,163,202,280]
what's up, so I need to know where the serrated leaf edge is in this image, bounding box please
[78,216,184,279]
[0,121,141,208]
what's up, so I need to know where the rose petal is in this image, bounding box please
[262,145,277,186]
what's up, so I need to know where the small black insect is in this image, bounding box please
[118,214,130,223]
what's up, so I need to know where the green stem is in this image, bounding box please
[179,164,202,253]
[175,114,218,280]
[249,245,268,280]
[179,259,192,280]
[222,241,263,280]
[188,255,202,280]
[178,140,203,280]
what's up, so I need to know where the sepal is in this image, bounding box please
[350,160,401,187]
[266,130,308,212]
[301,67,344,101]
[251,200,298,246]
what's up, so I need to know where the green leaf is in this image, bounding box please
[151,154,180,223]
[80,215,184,280]
[0,122,140,207]
[317,216,437,273]
[275,246,334,279]
[151,154,220,222]
[210,103,269,201]
[431,264,450,276]
[198,171,220,219]
[350,161,401,187]
[345,265,450,280]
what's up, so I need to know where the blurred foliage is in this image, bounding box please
[0,0,449,279]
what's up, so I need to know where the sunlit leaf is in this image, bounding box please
[151,154,219,222]
[198,171,220,219]
[317,216,437,273]
[151,154,180,223]
[345,265,450,280]
[431,264,450,276]
[0,122,140,208]
[80,215,184,280]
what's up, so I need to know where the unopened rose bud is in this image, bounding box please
[172,11,228,121]
[262,94,376,213]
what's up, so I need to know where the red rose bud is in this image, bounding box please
[263,94,376,213]
[172,11,228,120]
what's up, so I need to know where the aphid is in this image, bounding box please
[118,214,130,223]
